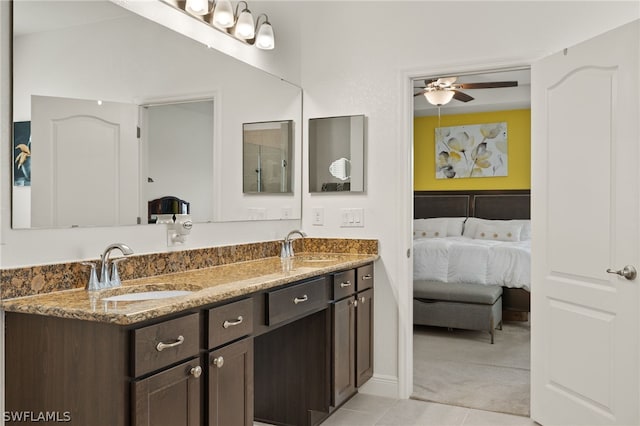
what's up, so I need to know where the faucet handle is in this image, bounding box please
[110,258,128,287]
[81,262,100,291]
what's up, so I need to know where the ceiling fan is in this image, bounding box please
[414,77,518,106]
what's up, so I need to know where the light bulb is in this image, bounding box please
[212,0,234,28]
[235,9,255,39]
[255,22,274,50]
[185,0,209,16]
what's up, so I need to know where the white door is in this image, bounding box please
[31,95,139,227]
[531,20,639,425]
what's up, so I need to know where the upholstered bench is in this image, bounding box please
[413,280,503,343]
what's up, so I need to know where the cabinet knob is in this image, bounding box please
[360,296,366,304]
[350,299,358,307]
[212,356,224,368]
[190,365,202,378]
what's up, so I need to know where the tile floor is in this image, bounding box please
[319,394,540,426]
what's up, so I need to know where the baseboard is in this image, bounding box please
[357,374,399,399]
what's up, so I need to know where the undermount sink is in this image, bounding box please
[101,290,193,302]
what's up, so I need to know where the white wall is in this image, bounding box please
[297,0,640,398]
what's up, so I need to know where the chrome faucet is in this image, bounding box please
[281,230,306,259]
[99,243,134,288]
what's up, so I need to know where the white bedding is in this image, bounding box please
[413,236,531,290]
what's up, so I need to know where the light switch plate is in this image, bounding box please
[340,208,364,227]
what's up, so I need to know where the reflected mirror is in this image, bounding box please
[11,0,302,228]
[309,115,365,192]
[243,121,293,193]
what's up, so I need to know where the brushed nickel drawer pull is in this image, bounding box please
[340,280,352,288]
[223,316,244,329]
[362,274,373,280]
[156,335,184,352]
[293,295,308,304]
[190,365,202,378]
[212,356,224,368]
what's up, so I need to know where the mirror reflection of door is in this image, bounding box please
[242,120,293,193]
[30,95,138,228]
[141,100,214,224]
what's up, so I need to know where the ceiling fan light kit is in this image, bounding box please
[424,90,455,106]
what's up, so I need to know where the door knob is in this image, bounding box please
[606,265,637,280]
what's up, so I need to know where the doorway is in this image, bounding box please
[409,68,532,416]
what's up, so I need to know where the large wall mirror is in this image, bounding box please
[11,0,302,229]
[308,115,365,193]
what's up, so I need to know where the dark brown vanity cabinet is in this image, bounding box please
[5,262,375,426]
[207,298,254,426]
[132,313,203,426]
[331,265,374,408]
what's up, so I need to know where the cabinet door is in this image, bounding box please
[133,358,202,426]
[356,289,374,387]
[332,296,356,407]
[209,338,254,426]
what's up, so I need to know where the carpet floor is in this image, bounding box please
[412,319,531,417]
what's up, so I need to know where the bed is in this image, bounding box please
[413,190,531,316]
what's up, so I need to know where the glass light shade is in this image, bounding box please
[235,10,255,39]
[255,22,275,50]
[185,0,209,16]
[211,0,234,28]
[424,90,455,106]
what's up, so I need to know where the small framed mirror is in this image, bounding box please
[243,120,293,193]
[309,115,365,193]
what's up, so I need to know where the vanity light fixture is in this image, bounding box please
[179,0,274,50]
[254,14,275,50]
[424,89,455,106]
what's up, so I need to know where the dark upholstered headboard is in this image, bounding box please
[414,190,531,220]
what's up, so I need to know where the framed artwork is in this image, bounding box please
[435,122,508,179]
[13,121,31,186]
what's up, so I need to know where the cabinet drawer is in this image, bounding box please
[356,264,374,291]
[208,298,254,349]
[333,269,356,300]
[133,313,200,377]
[266,277,329,325]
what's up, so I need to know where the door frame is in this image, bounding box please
[397,60,532,400]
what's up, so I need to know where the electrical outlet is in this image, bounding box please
[281,207,292,219]
[312,207,324,226]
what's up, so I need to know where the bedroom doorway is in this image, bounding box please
[410,67,532,417]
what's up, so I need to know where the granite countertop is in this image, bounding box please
[1,253,378,325]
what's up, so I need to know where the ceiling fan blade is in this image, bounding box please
[457,81,518,89]
[452,90,474,102]
[414,89,428,97]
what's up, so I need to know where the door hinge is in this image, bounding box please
[137,126,141,138]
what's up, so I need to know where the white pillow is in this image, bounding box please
[413,220,448,239]
[414,217,465,237]
[473,222,523,242]
[463,218,531,240]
